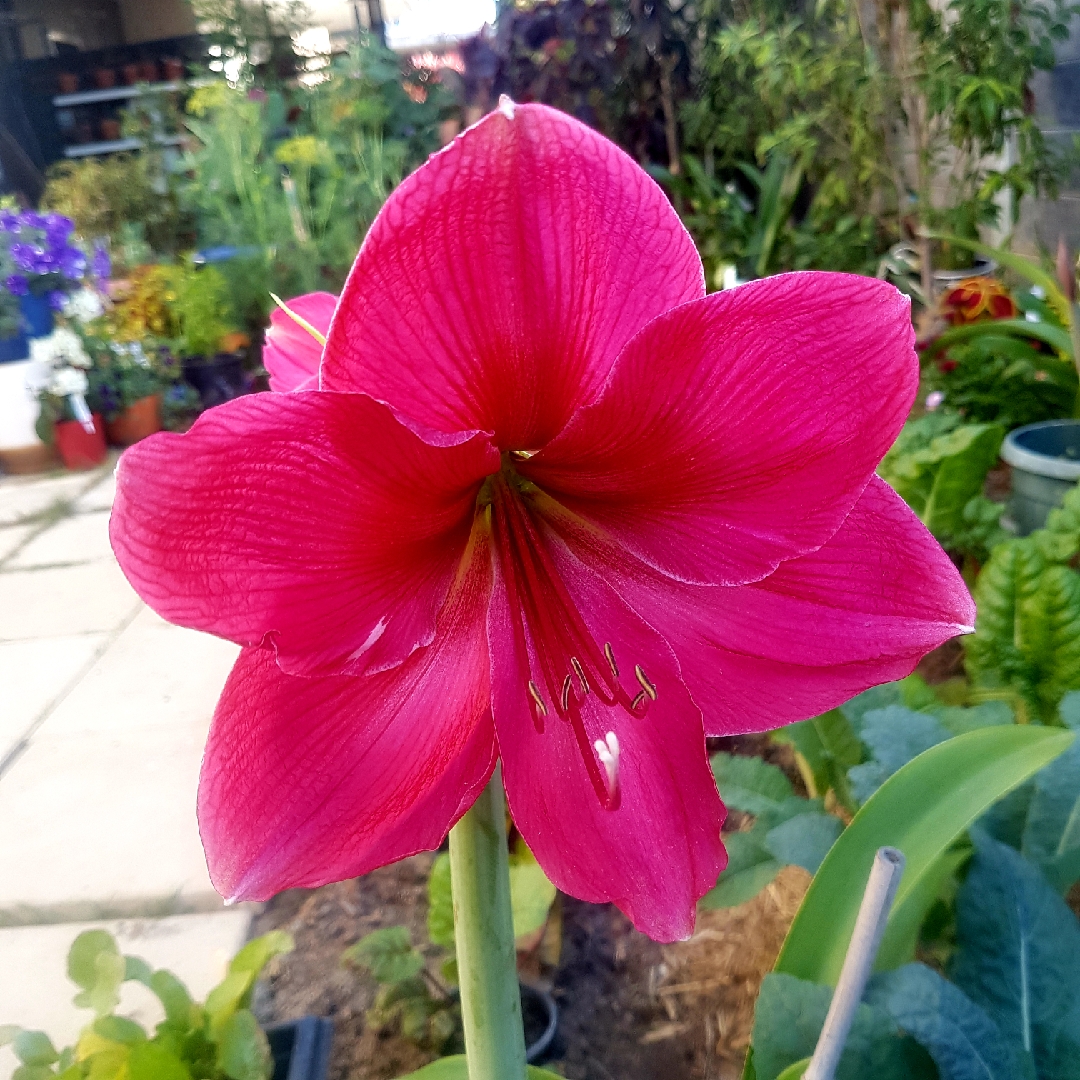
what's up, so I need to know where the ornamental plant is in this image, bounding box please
[110,102,973,1079]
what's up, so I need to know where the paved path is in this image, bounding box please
[0,459,252,1076]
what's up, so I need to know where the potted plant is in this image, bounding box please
[29,326,107,469]
[0,928,331,1080]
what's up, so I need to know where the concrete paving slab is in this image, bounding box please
[0,524,33,565]
[0,472,101,528]
[5,511,116,570]
[73,470,116,513]
[40,608,238,737]
[0,721,220,924]
[0,559,141,641]
[0,910,253,1079]
[0,635,108,761]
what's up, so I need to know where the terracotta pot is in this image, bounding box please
[57,72,79,95]
[99,118,122,141]
[0,443,58,475]
[162,58,185,82]
[105,394,161,446]
[122,63,142,85]
[140,60,159,82]
[55,414,107,470]
[93,67,116,90]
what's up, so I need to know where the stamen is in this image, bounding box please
[635,665,658,701]
[528,680,548,716]
[570,656,590,694]
[631,690,649,712]
[593,731,621,808]
[604,642,619,678]
[561,674,573,712]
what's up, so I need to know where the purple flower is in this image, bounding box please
[44,214,75,244]
[5,274,28,296]
[18,211,46,230]
[10,242,37,272]
[0,210,20,233]
[91,245,111,281]
[47,290,67,311]
[59,246,87,281]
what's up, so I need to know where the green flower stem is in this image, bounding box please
[448,765,527,1080]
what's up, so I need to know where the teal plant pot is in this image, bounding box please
[1001,420,1080,535]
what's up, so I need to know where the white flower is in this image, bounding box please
[925,390,945,411]
[62,287,105,325]
[29,327,92,370]
[49,366,88,397]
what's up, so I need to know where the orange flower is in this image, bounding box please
[940,276,1018,324]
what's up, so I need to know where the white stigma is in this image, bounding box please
[498,94,516,120]
[593,730,620,795]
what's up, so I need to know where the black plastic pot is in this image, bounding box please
[181,352,247,409]
[266,1017,333,1080]
[521,982,558,1063]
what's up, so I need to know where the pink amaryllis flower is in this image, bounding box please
[110,101,974,942]
[262,291,337,392]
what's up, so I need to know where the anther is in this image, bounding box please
[570,656,590,695]
[634,664,657,701]
[593,731,621,803]
[631,690,648,712]
[561,674,573,712]
[604,642,619,679]
[528,680,548,716]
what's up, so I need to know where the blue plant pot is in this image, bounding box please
[20,292,54,339]
[0,330,29,363]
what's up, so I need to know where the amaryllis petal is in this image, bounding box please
[200,528,497,898]
[321,101,704,448]
[523,273,917,585]
[263,291,337,392]
[487,512,726,942]
[540,477,973,733]
[110,392,498,676]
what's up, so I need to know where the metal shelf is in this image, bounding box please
[63,134,185,158]
[53,81,185,108]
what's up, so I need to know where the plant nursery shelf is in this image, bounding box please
[52,81,186,107]
[63,134,185,158]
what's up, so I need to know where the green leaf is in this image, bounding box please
[149,969,194,1028]
[228,931,293,979]
[775,726,1075,986]
[875,845,969,971]
[866,963,1016,1080]
[752,972,931,1080]
[508,840,557,942]
[203,970,255,1037]
[123,956,153,986]
[774,1061,810,1080]
[91,1016,146,1044]
[700,830,782,909]
[12,1031,58,1066]
[126,1041,193,1080]
[394,1057,563,1079]
[764,812,843,874]
[1022,737,1080,891]
[342,927,424,985]
[879,419,1005,538]
[848,707,952,805]
[951,831,1080,1078]
[216,1009,272,1080]
[922,318,1073,360]
[67,929,120,989]
[11,1067,56,1080]
[711,752,794,816]
[427,853,455,950]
